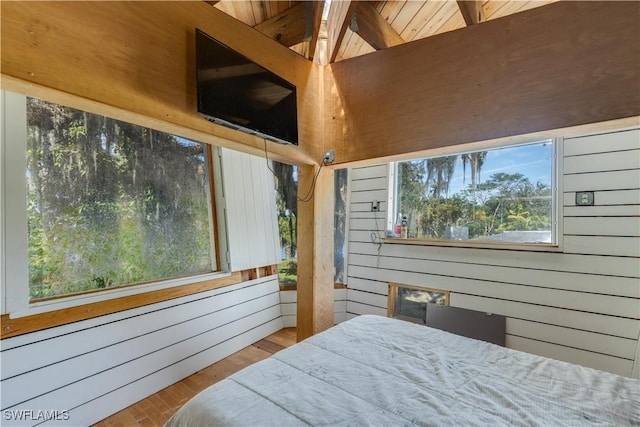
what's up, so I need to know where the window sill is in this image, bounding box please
[14,271,232,319]
[381,237,562,252]
[279,283,348,291]
[1,267,279,339]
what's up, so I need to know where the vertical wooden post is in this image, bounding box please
[296,164,335,341]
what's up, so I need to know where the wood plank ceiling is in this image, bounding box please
[209,0,558,64]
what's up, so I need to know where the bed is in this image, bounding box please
[166,315,640,426]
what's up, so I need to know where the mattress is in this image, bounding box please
[166,315,640,426]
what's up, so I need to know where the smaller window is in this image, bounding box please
[393,140,556,245]
[272,161,298,287]
[388,283,449,324]
[334,168,349,284]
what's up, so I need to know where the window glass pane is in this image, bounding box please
[272,161,297,287]
[393,287,448,324]
[334,168,348,284]
[395,141,554,244]
[27,98,215,300]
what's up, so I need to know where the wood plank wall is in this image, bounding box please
[344,127,640,378]
[326,1,640,165]
[0,277,283,427]
[0,1,321,165]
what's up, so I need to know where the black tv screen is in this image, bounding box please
[196,29,299,145]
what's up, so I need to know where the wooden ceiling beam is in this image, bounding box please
[349,1,404,50]
[326,0,357,63]
[306,1,325,61]
[254,2,307,47]
[253,1,324,61]
[457,0,486,26]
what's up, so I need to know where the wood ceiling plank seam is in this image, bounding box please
[262,0,273,18]
[336,27,363,61]
[514,0,557,16]
[214,1,235,18]
[326,0,357,63]
[483,0,511,20]
[250,0,268,26]
[351,31,376,58]
[436,8,467,36]
[268,0,292,17]
[291,41,309,56]
[399,1,446,42]
[263,0,274,17]
[414,1,460,40]
[517,0,537,14]
[228,1,256,27]
[337,27,356,60]
[493,1,525,19]
[350,1,405,51]
[391,0,432,40]
[353,31,370,58]
[379,0,405,25]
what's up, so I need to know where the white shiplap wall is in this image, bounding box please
[345,128,640,378]
[279,288,348,327]
[0,149,284,426]
[0,277,282,427]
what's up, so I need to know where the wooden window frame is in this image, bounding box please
[386,139,563,252]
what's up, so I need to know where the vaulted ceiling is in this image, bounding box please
[209,0,557,64]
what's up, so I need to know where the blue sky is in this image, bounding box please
[444,140,553,196]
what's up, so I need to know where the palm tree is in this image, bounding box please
[461,151,487,202]
[426,156,457,200]
[461,151,487,227]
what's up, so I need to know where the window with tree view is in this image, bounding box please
[25,97,217,300]
[395,140,556,245]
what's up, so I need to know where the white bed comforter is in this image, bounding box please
[166,315,640,426]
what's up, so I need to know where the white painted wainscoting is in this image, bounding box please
[0,276,283,427]
[345,127,640,378]
[279,288,348,327]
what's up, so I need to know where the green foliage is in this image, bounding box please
[272,162,298,286]
[419,195,468,239]
[26,98,214,300]
[277,258,297,287]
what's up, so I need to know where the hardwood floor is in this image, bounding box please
[92,328,297,427]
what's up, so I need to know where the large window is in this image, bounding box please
[393,140,557,245]
[3,93,218,305]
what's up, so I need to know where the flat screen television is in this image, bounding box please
[196,29,299,145]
